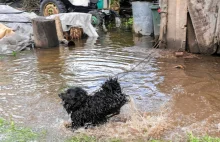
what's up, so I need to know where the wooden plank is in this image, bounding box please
[166,0,176,49]
[176,0,187,51]
[166,0,187,50]
[188,0,219,54]
[159,0,168,48]
[186,12,200,53]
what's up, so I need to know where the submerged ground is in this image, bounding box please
[0,30,220,141]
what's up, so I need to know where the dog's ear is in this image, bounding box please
[71,87,88,102]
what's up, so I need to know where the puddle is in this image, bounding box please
[0,31,169,141]
[0,30,220,141]
[157,56,220,140]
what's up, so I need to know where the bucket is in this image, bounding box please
[97,0,103,9]
[132,1,153,36]
[150,4,160,38]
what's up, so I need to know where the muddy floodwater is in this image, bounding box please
[0,30,220,141]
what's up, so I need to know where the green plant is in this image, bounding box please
[121,17,133,30]
[188,133,220,142]
[66,134,126,142]
[0,118,45,142]
[107,22,116,29]
[127,18,133,26]
[66,134,97,142]
[109,138,123,142]
[0,55,4,59]
[110,0,119,5]
[12,51,17,57]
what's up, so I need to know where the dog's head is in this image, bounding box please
[58,87,88,114]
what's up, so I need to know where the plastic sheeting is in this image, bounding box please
[0,33,32,55]
[0,5,23,14]
[47,12,98,37]
[68,0,89,6]
[0,5,34,55]
[0,23,14,38]
[0,5,98,55]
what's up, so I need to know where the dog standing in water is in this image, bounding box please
[59,78,128,129]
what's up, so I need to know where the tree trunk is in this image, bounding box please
[32,17,59,48]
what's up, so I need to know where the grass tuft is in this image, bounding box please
[66,134,97,142]
[0,117,45,142]
[188,133,220,142]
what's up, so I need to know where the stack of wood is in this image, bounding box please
[64,27,83,41]
[54,16,84,43]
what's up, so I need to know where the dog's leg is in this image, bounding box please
[84,123,93,129]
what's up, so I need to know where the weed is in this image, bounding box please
[66,134,97,142]
[188,132,220,142]
[109,138,123,142]
[121,17,133,31]
[12,51,17,57]
[0,117,45,142]
[127,18,133,26]
[0,55,4,59]
[66,134,126,142]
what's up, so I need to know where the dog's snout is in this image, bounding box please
[58,93,63,98]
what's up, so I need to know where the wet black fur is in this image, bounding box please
[58,78,128,129]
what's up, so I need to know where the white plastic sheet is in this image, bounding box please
[68,0,89,7]
[0,33,32,55]
[0,5,35,55]
[0,5,98,55]
[47,12,98,37]
[0,5,23,14]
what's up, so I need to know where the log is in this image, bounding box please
[32,17,59,48]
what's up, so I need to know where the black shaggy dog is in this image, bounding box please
[59,78,128,129]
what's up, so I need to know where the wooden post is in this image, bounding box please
[159,0,168,48]
[55,16,64,41]
[32,17,59,48]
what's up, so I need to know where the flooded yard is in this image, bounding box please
[0,30,220,141]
